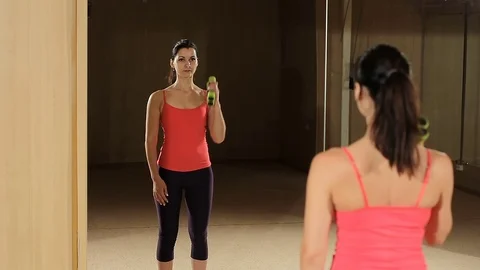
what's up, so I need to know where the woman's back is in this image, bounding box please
[332,144,443,212]
[330,144,440,270]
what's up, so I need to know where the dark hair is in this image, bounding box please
[168,39,198,84]
[354,44,420,176]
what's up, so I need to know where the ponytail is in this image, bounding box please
[371,70,420,176]
[167,68,176,85]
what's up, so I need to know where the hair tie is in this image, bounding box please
[386,69,399,78]
[378,68,399,85]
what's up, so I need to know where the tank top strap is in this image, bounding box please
[415,149,432,207]
[342,147,369,207]
[162,90,167,101]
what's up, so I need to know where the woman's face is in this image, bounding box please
[170,48,198,79]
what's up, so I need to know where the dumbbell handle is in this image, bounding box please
[207,76,216,106]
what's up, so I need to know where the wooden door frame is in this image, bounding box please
[316,0,328,153]
[74,0,88,269]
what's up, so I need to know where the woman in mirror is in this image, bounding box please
[145,39,226,270]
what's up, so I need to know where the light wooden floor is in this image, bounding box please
[87,162,480,270]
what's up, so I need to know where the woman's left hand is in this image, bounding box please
[207,81,220,101]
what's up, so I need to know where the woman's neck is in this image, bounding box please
[173,78,195,91]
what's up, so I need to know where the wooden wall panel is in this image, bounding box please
[421,14,465,159]
[348,0,423,142]
[463,14,480,164]
[0,0,77,269]
[324,0,344,149]
[76,0,88,268]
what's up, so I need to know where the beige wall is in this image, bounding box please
[0,0,83,269]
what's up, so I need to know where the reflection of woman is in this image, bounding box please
[300,44,453,270]
[144,39,226,270]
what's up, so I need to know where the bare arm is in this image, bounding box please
[300,152,336,270]
[144,91,163,182]
[425,153,454,245]
[207,83,226,144]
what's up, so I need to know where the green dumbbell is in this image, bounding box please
[206,76,216,106]
[418,116,429,130]
[418,116,430,144]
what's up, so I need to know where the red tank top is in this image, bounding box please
[331,148,432,270]
[157,90,211,172]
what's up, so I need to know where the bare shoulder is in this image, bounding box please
[148,89,167,105]
[308,147,350,185]
[429,149,453,168]
[428,149,454,183]
[311,147,346,165]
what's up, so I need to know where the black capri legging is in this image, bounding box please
[155,166,214,262]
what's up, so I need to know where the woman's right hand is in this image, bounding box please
[153,178,169,206]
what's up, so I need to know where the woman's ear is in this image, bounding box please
[354,82,370,118]
[170,59,174,69]
[354,82,362,101]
